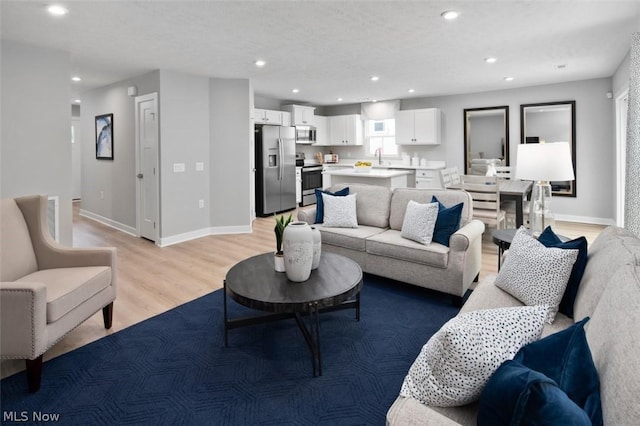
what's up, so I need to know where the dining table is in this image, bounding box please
[449,178,533,227]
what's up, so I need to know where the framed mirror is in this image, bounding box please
[520,101,576,197]
[463,106,509,175]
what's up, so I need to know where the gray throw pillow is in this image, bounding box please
[322,193,358,228]
[495,227,578,323]
[400,200,439,245]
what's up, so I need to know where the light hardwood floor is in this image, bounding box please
[1,202,605,379]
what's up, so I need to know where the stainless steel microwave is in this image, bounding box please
[295,125,316,144]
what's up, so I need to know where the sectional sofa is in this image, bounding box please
[297,183,485,305]
[386,226,640,425]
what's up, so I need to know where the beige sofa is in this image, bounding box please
[298,183,485,305]
[0,195,117,392]
[387,226,640,425]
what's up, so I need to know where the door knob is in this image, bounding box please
[137,173,143,179]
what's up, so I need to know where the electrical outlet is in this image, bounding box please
[100,191,104,199]
[198,199,204,209]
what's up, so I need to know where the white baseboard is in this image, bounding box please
[79,209,137,236]
[157,227,212,247]
[209,225,253,235]
[554,214,616,227]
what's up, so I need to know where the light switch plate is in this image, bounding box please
[173,163,185,173]
[195,162,204,171]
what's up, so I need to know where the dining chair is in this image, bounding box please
[439,168,452,188]
[461,174,506,230]
[449,167,461,185]
[494,166,512,179]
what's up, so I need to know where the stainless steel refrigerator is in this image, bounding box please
[255,125,296,217]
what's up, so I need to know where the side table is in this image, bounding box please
[491,229,569,270]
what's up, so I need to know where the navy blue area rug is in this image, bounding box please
[1,274,458,425]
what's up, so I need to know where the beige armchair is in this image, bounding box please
[1,195,116,392]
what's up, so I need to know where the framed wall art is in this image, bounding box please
[95,113,114,160]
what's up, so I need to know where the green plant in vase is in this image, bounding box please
[274,213,293,271]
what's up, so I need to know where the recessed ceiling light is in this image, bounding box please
[370,76,379,82]
[337,97,343,102]
[441,10,459,20]
[73,99,81,103]
[484,57,497,64]
[504,76,514,82]
[254,60,266,67]
[47,5,68,16]
[292,88,299,93]
[71,76,81,82]
[408,89,415,93]
[372,100,378,103]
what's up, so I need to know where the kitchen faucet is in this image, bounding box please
[376,148,382,165]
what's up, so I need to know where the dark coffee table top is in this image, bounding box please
[492,228,569,247]
[225,252,363,313]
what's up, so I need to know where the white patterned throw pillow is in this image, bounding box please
[495,227,578,323]
[322,193,358,228]
[400,200,439,245]
[399,305,548,407]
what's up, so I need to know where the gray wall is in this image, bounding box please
[81,71,160,231]
[209,78,253,229]
[525,109,572,143]
[469,115,504,159]
[1,40,73,244]
[613,51,631,98]
[159,70,211,238]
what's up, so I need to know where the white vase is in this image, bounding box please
[310,226,321,270]
[274,253,286,272]
[283,221,313,282]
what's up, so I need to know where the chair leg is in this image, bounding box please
[102,302,113,329]
[26,355,43,393]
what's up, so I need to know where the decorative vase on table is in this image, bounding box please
[310,226,322,270]
[283,221,313,282]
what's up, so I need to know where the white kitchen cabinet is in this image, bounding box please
[327,114,363,145]
[313,116,329,146]
[296,167,302,204]
[283,104,315,126]
[282,111,292,127]
[254,108,283,125]
[395,108,442,145]
[415,169,444,188]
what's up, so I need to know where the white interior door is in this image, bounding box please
[616,89,629,226]
[135,93,159,242]
[71,118,82,199]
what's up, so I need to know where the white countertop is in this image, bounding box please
[319,161,446,171]
[323,168,411,178]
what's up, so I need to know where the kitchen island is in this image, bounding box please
[323,168,412,190]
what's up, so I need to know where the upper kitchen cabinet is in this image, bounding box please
[254,108,284,125]
[314,116,329,145]
[283,104,315,126]
[328,114,363,145]
[396,108,442,145]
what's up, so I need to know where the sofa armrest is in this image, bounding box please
[298,207,317,225]
[449,219,485,252]
[387,397,462,426]
[0,282,48,359]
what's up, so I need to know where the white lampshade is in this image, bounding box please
[515,142,575,181]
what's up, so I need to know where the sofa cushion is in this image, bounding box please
[17,267,112,323]
[314,187,349,223]
[0,199,38,281]
[389,188,473,231]
[584,263,640,425]
[513,318,603,425]
[538,226,589,318]
[321,193,358,228]
[399,305,548,407]
[319,225,385,252]
[495,228,578,323]
[329,183,391,228]
[573,226,640,321]
[431,196,463,247]
[400,200,438,245]
[478,360,591,426]
[366,229,449,268]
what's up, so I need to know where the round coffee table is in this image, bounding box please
[223,252,363,377]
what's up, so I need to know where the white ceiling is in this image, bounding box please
[2,1,639,106]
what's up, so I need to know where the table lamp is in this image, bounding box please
[515,142,575,235]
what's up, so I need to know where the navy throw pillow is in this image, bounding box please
[538,226,588,318]
[514,318,603,426]
[315,187,349,223]
[478,360,591,426]
[430,196,463,247]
